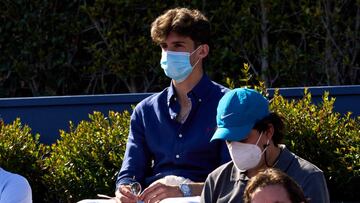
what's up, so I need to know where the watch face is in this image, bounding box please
[180,184,191,197]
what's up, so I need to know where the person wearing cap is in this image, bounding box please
[115,8,230,203]
[200,88,330,203]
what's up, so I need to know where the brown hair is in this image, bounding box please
[150,8,210,46]
[243,168,309,203]
[253,112,285,146]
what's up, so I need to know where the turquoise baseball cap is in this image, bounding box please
[211,88,270,142]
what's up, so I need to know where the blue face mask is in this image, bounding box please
[160,46,201,83]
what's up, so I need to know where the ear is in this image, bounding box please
[265,123,275,141]
[198,44,209,59]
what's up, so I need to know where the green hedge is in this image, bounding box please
[1,0,359,96]
[271,90,360,201]
[43,111,129,202]
[0,119,48,203]
[0,96,359,202]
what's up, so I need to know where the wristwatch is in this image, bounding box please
[179,183,192,197]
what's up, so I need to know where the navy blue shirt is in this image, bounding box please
[116,74,230,188]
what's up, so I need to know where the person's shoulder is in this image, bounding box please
[284,149,325,181]
[0,169,31,193]
[133,88,168,112]
[0,169,32,203]
[8,172,31,189]
[286,151,329,202]
[293,153,323,174]
[210,80,229,92]
[209,80,229,95]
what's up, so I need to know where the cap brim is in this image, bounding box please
[211,124,253,142]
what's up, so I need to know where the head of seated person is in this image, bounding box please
[243,168,308,203]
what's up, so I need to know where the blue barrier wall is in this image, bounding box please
[1,86,359,144]
[0,93,152,144]
[267,85,360,117]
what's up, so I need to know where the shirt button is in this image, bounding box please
[176,154,180,159]
[179,134,183,138]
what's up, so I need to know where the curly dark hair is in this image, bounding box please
[253,112,285,146]
[150,7,210,46]
[244,168,309,203]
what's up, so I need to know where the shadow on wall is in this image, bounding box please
[0,86,359,144]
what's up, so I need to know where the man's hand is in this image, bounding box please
[139,182,182,203]
[115,185,139,203]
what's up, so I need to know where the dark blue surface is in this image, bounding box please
[0,93,152,144]
[267,85,360,117]
[1,86,359,144]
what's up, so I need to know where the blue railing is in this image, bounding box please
[1,86,359,144]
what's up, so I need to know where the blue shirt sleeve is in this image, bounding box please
[116,106,151,188]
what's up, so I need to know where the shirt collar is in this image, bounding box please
[230,162,249,182]
[167,82,176,105]
[274,145,294,172]
[166,74,213,105]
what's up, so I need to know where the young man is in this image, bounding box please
[201,88,330,203]
[115,8,230,203]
